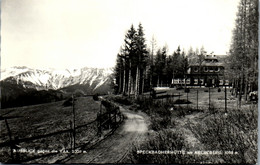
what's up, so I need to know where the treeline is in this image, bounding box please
[227,0,258,101]
[1,78,65,109]
[113,23,207,98]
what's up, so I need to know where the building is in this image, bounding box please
[185,54,228,87]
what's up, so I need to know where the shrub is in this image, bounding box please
[190,107,257,164]
[63,97,73,106]
[109,95,132,105]
[93,93,99,101]
[174,99,191,104]
[176,85,184,90]
[129,129,198,164]
[184,88,190,93]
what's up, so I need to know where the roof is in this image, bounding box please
[189,54,226,67]
[190,62,224,67]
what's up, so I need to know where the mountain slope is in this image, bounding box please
[1,66,113,94]
[1,77,64,109]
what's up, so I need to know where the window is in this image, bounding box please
[193,67,198,72]
[204,67,208,72]
[209,67,213,72]
[219,80,223,85]
[194,79,198,85]
[225,80,229,85]
[200,79,204,85]
[186,78,191,84]
[180,79,184,84]
[215,67,220,72]
[174,79,179,84]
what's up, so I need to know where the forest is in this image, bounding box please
[113,0,258,101]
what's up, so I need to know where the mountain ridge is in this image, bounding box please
[1,66,114,93]
[1,66,114,109]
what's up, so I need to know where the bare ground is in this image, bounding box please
[61,105,149,164]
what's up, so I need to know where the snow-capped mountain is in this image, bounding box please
[1,66,113,92]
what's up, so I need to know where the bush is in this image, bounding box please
[93,94,99,101]
[108,95,133,105]
[174,99,191,104]
[176,85,184,90]
[184,88,190,93]
[129,130,198,164]
[63,97,74,106]
[190,107,257,164]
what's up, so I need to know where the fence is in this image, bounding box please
[138,87,257,111]
[0,96,124,163]
[97,99,124,137]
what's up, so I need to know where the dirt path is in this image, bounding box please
[62,106,149,164]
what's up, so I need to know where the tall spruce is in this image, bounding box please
[124,24,137,96]
[228,0,258,104]
[135,23,148,98]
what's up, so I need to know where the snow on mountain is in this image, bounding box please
[1,66,113,91]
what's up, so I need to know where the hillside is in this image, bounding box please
[1,66,113,92]
[1,66,113,108]
[1,77,64,109]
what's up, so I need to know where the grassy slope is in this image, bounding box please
[0,97,100,163]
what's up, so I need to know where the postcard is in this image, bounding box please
[0,0,258,164]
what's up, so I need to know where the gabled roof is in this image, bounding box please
[188,54,226,67]
[190,62,224,67]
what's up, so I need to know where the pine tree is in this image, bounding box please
[228,0,258,104]
[114,53,124,94]
[124,24,137,96]
[134,23,148,98]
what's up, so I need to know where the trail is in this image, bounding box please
[62,106,148,164]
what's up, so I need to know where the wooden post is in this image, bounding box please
[209,87,211,110]
[97,113,101,137]
[179,92,180,108]
[197,90,199,111]
[70,121,73,151]
[225,85,227,113]
[114,108,117,128]
[14,137,20,162]
[108,108,111,129]
[187,92,188,108]
[72,95,76,150]
[5,119,14,161]
[100,103,102,114]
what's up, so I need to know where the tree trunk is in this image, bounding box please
[157,75,160,87]
[119,70,122,93]
[135,66,140,99]
[142,68,145,94]
[149,66,153,89]
[239,76,243,107]
[122,64,126,94]
[128,62,131,97]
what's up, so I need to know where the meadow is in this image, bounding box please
[0,97,100,163]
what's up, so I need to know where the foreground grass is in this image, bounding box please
[109,94,257,164]
[0,97,100,163]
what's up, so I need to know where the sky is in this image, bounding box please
[1,0,240,69]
